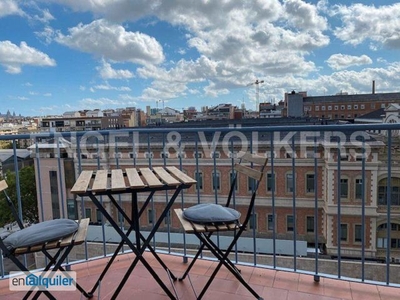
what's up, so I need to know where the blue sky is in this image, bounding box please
[1,0,400,117]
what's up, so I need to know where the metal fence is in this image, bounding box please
[1,122,400,287]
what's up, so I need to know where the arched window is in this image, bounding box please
[378,178,400,205]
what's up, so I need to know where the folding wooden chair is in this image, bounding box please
[175,152,268,299]
[0,180,91,300]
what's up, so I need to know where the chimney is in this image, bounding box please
[372,80,375,94]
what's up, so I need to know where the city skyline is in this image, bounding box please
[1,1,400,116]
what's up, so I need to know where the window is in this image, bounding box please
[230,171,238,191]
[129,152,137,159]
[194,152,203,158]
[306,216,315,233]
[321,106,326,111]
[161,152,170,158]
[334,105,339,110]
[248,177,256,192]
[49,170,60,219]
[286,173,294,193]
[306,174,315,193]
[378,178,400,205]
[249,213,257,229]
[355,178,363,199]
[355,225,362,243]
[315,106,320,111]
[340,224,348,241]
[212,171,221,191]
[96,209,102,223]
[371,103,376,109]
[341,105,345,110]
[118,209,125,223]
[266,173,275,192]
[85,208,92,221]
[148,209,154,224]
[347,105,352,110]
[354,105,358,109]
[177,151,186,159]
[361,104,365,109]
[164,211,171,225]
[144,152,154,158]
[328,106,332,111]
[267,214,275,231]
[381,103,386,108]
[67,199,77,220]
[287,215,294,232]
[195,171,203,190]
[211,152,220,158]
[340,178,349,199]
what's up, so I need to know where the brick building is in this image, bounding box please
[285,89,400,120]
[31,121,400,261]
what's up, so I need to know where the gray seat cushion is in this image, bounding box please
[2,219,79,251]
[183,203,241,224]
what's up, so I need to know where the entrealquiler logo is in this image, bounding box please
[9,271,76,291]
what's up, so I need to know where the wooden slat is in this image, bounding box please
[239,152,268,166]
[140,168,163,188]
[126,168,146,189]
[235,164,263,180]
[175,209,240,234]
[68,218,89,246]
[14,219,90,254]
[59,233,74,247]
[166,166,197,185]
[174,209,200,233]
[91,170,108,192]
[14,247,30,255]
[0,180,8,192]
[71,171,93,194]
[153,167,180,186]
[111,169,126,191]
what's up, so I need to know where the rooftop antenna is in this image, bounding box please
[247,79,264,111]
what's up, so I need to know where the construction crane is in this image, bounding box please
[247,79,264,111]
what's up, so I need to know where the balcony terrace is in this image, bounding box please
[1,251,398,300]
[1,122,400,298]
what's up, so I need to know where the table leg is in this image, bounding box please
[87,193,178,300]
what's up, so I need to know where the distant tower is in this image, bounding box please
[247,79,264,111]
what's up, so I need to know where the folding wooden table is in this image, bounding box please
[71,166,196,299]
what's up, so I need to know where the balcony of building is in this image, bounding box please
[1,251,399,300]
[1,122,400,298]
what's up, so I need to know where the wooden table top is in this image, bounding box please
[71,166,197,195]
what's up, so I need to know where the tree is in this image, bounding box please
[0,166,38,226]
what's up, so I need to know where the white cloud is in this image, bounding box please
[0,0,23,18]
[326,54,373,70]
[97,60,134,79]
[35,26,56,44]
[332,3,400,49]
[79,95,137,108]
[284,0,328,31]
[0,41,56,74]
[80,97,123,107]
[91,83,131,92]
[56,19,165,65]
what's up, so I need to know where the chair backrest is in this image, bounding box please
[226,152,268,228]
[0,180,24,230]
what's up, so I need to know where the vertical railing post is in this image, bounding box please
[337,140,342,279]
[291,135,297,271]
[314,135,320,282]
[386,130,392,284]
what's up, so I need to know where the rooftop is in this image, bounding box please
[0,252,397,300]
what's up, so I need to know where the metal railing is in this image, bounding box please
[1,122,400,287]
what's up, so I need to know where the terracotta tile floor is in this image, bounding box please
[0,252,398,299]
